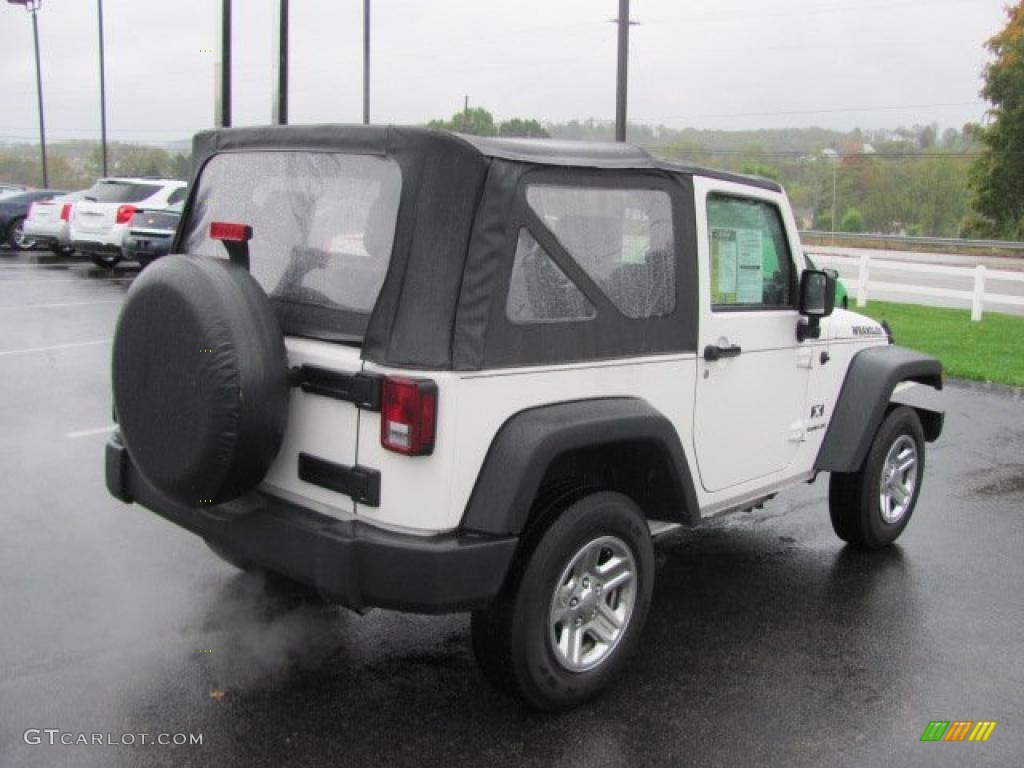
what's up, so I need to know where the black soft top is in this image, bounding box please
[183,125,773,369]
[192,124,780,191]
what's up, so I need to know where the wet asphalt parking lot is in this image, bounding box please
[1,248,1022,768]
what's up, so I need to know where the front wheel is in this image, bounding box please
[91,252,122,269]
[829,405,925,549]
[471,491,654,710]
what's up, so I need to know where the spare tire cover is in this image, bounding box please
[112,255,290,505]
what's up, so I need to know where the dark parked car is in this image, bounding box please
[121,201,183,267]
[0,190,68,250]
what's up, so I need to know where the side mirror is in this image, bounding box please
[797,269,835,341]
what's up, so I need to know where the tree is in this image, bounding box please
[740,162,781,182]
[970,2,1024,238]
[840,208,865,233]
[498,118,549,138]
[427,107,497,136]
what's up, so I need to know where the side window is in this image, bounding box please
[707,195,794,309]
[524,185,675,319]
[167,187,188,205]
[506,229,596,324]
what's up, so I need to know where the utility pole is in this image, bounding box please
[97,0,107,175]
[612,0,637,143]
[463,94,469,130]
[272,0,289,125]
[362,0,370,124]
[215,0,231,127]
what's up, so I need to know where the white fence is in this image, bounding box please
[813,253,1024,321]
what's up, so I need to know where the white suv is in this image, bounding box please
[71,177,187,268]
[106,126,944,710]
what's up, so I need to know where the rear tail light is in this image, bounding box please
[115,205,136,224]
[60,203,72,221]
[381,377,437,456]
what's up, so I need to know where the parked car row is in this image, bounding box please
[1,176,186,269]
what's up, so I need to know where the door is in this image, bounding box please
[692,185,811,493]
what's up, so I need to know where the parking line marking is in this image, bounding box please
[0,339,112,357]
[0,300,121,310]
[67,425,117,439]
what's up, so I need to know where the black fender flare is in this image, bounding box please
[815,345,943,474]
[460,397,700,536]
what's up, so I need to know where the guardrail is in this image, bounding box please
[814,253,1024,321]
[799,230,1024,255]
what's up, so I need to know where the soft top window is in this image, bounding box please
[525,185,675,319]
[84,181,162,203]
[182,151,402,318]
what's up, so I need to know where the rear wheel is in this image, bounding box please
[829,406,925,549]
[7,217,35,250]
[91,252,122,269]
[471,491,654,710]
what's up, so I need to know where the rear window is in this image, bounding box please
[182,151,402,316]
[83,181,162,203]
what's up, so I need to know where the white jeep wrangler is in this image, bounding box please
[106,125,944,710]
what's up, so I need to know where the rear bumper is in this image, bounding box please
[72,240,121,255]
[105,436,518,613]
[122,233,172,262]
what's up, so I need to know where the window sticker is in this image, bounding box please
[735,229,764,304]
[711,228,738,295]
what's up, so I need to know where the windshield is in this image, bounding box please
[182,151,402,316]
[83,181,162,203]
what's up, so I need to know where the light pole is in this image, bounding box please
[97,0,108,176]
[272,0,289,125]
[215,0,232,128]
[363,0,370,125]
[7,0,48,186]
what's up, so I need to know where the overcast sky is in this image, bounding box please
[0,0,1011,143]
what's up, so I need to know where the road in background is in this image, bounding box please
[1,247,1022,768]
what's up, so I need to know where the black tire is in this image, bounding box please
[829,405,925,550]
[471,491,654,710]
[91,252,122,269]
[6,217,34,250]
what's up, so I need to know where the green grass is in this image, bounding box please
[857,301,1024,388]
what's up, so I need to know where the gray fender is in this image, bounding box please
[815,345,944,473]
[460,398,700,536]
